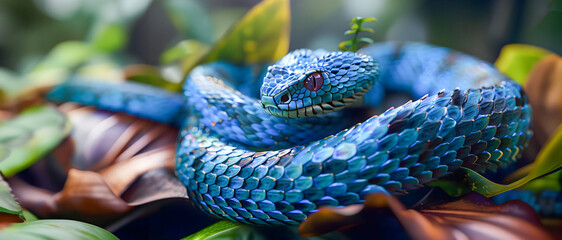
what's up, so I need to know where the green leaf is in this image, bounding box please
[338,41,351,51]
[33,41,94,72]
[160,40,210,68]
[0,219,119,240]
[430,124,562,197]
[0,66,68,108]
[0,68,24,100]
[0,175,117,239]
[162,0,213,43]
[182,220,337,240]
[0,176,22,216]
[361,17,376,22]
[74,60,124,82]
[344,29,357,35]
[341,16,376,53]
[128,75,179,91]
[21,211,38,222]
[359,27,374,33]
[495,44,552,85]
[92,24,127,53]
[170,0,290,80]
[359,37,374,44]
[0,145,7,162]
[516,168,562,192]
[0,40,106,105]
[182,221,258,240]
[202,0,290,66]
[349,17,362,24]
[0,106,71,177]
[125,65,182,92]
[349,17,376,24]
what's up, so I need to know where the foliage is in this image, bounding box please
[161,0,213,44]
[0,176,23,217]
[8,106,185,226]
[124,64,182,91]
[522,53,562,150]
[517,167,562,192]
[136,0,291,91]
[0,1,560,239]
[92,24,127,53]
[184,220,344,240]
[0,106,71,177]
[0,35,126,109]
[429,123,562,197]
[160,40,210,66]
[202,0,290,66]
[338,17,376,52]
[182,221,252,240]
[495,44,552,85]
[299,192,551,239]
[0,220,120,240]
[0,174,118,239]
[33,41,95,72]
[0,0,147,108]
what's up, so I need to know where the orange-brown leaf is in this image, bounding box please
[525,54,562,147]
[299,193,554,240]
[99,145,176,196]
[9,106,186,225]
[0,212,24,230]
[54,169,131,221]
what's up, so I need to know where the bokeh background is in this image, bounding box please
[0,1,560,239]
[0,0,560,73]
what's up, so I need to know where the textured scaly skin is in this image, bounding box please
[48,42,532,226]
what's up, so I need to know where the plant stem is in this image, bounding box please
[351,21,361,52]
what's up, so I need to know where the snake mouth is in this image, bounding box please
[263,87,370,118]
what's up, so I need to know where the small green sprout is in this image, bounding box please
[338,17,376,52]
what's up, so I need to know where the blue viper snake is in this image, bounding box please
[48,42,532,226]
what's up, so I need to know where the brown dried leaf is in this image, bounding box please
[7,177,57,217]
[525,54,562,148]
[87,114,137,170]
[0,213,24,230]
[299,193,554,240]
[10,166,187,226]
[0,110,14,121]
[111,124,175,164]
[54,169,131,223]
[98,145,176,196]
[418,194,548,240]
[122,168,187,206]
[542,218,562,239]
[9,106,187,225]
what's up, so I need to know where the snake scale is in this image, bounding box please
[48,42,532,226]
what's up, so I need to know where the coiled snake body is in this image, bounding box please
[48,42,532,226]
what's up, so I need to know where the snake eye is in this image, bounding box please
[280,93,290,103]
[304,72,323,91]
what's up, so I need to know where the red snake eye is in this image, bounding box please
[304,72,323,91]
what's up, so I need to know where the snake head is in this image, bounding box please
[260,49,378,118]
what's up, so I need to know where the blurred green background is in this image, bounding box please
[0,1,560,239]
[0,0,560,74]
